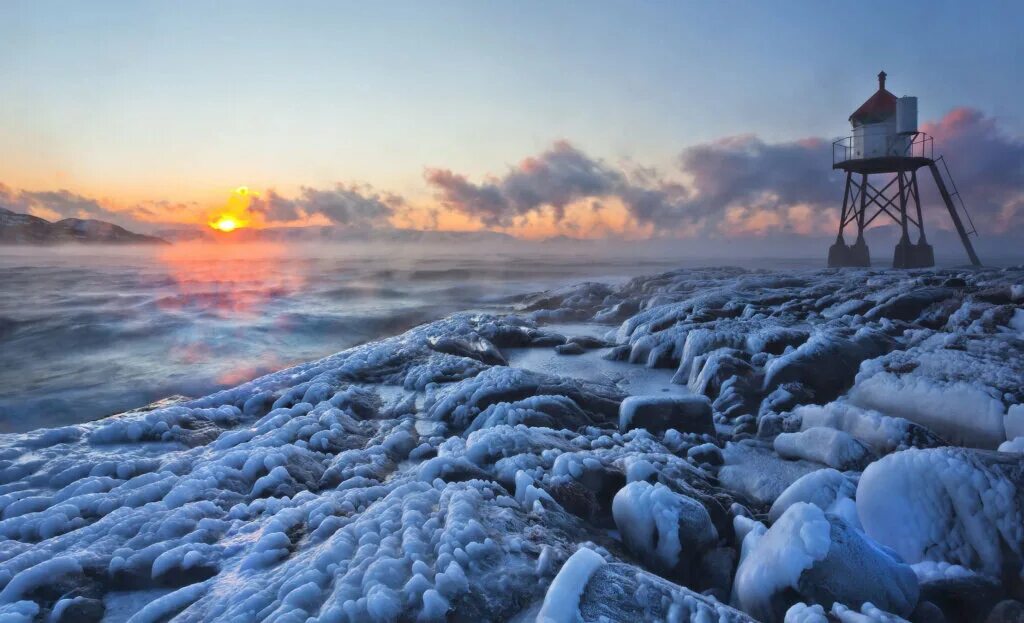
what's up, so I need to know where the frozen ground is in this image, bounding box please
[0,265,1022,622]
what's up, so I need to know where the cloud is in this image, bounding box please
[424,108,1024,238]
[248,184,400,228]
[425,141,624,227]
[921,107,1024,234]
[425,137,839,235]
[0,184,125,223]
[3,107,1020,241]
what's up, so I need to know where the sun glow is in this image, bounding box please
[210,215,240,232]
[207,186,255,232]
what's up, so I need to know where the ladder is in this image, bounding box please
[935,156,978,235]
[928,156,982,266]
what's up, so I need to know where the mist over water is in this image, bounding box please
[1,242,777,432]
[4,239,1000,433]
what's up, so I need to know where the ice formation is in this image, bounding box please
[1,265,1022,622]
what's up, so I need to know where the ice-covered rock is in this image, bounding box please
[849,339,1023,449]
[719,440,822,508]
[536,547,607,623]
[763,329,894,403]
[541,557,757,622]
[857,447,1024,583]
[791,402,945,455]
[784,601,913,622]
[768,468,859,527]
[986,600,1024,623]
[733,503,919,622]
[773,427,872,471]
[999,437,1024,454]
[0,265,1022,621]
[916,566,1006,623]
[612,481,717,577]
[618,395,714,436]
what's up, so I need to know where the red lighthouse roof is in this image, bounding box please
[849,71,897,125]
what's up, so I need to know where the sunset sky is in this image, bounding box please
[2,1,1022,241]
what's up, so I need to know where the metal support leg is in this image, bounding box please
[828,172,854,267]
[928,162,982,267]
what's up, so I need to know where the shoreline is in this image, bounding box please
[0,264,1022,622]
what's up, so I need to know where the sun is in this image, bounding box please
[207,187,256,233]
[210,214,240,232]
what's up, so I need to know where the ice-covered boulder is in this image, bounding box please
[554,342,585,356]
[464,395,593,433]
[784,601,913,622]
[857,447,1024,583]
[916,565,1006,623]
[538,549,756,623]
[611,481,717,577]
[427,366,623,430]
[426,333,507,366]
[849,342,1023,449]
[618,395,714,436]
[733,503,919,622]
[986,600,1024,623]
[685,348,754,399]
[791,401,945,455]
[762,329,893,403]
[999,437,1024,454]
[865,286,956,322]
[719,440,822,508]
[768,468,859,527]
[773,427,872,471]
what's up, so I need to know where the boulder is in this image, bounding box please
[538,550,757,623]
[987,600,1024,623]
[612,481,717,579]
[733,503,919,622]
[554,342,585,356]
[619,395,714,435]
[773,427,872,471]
[857,448,1024,585]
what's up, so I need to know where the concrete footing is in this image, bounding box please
[827,239,871,267]
[892,237,935,268]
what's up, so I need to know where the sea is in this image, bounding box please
[0,242,750,432]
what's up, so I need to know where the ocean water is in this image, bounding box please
[0,242,721,432]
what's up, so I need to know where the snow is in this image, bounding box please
[535,547,606,623]
[0,265,1021,622]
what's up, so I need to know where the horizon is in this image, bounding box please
[2,1,1023,253]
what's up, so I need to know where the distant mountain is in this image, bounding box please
[0,208,168,245]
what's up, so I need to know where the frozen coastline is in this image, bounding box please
[1,265,1023,622]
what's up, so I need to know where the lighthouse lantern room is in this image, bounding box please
[828,72,981,268]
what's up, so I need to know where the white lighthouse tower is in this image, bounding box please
[828,71,981,268]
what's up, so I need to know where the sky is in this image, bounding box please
[1,1,1022,243]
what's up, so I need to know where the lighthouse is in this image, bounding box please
[828,72,981,268]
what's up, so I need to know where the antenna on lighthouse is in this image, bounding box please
[828,72,981,268]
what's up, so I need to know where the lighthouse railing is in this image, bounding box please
[832,131,934,165]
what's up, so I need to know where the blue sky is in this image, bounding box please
[1,1,1022,240]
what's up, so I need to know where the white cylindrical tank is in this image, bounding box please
[897,97,918,135]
